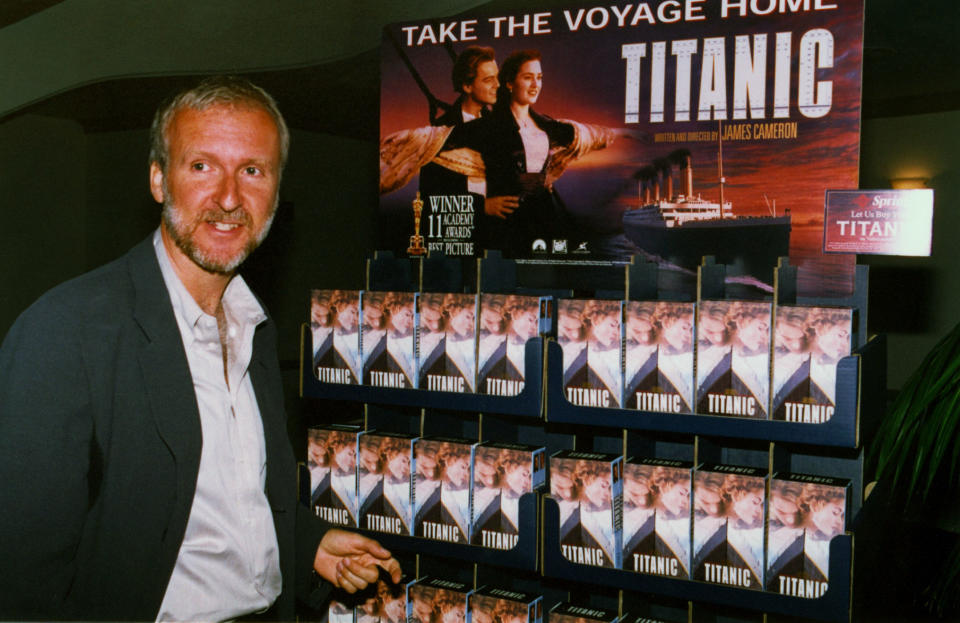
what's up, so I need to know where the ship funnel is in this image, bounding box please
[668,149,693,199]
[653,157,671,202]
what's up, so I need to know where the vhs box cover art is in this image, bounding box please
[470,587,543,623]
[418,293,478,393]
[624,301,695,414]
[311,289,362,385]
[357,575,416,623]
[471,442,547,549]
[307,424,363,527]
[550,450,624,568]
[771,306,854,423]
[696,301,771,419]
[548,602,621,623]
[623,458,693,579]
[408,578,474,623]
[362,291,417,389]
[766,473,849,598]
[414,437,479,543]
[358,431,418,536]
[558,299,624,409]
[327,595,356,623]
[477,294,550,397]
[692,464,767,590]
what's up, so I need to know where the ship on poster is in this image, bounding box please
[379,0,863,297]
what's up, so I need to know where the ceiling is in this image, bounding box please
[3,0,958,140]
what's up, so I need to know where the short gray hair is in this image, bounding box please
[149,75,289,173]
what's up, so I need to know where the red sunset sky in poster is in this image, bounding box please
[379,0,863,297]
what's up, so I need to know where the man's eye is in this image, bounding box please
[191,163,208,171]
[245,166,262,175]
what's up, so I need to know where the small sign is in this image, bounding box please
[823,189,933,256]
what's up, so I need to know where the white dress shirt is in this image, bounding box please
[152,230,282,622]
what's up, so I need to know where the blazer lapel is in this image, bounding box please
[128,237,203,507]
[250,321,292,514]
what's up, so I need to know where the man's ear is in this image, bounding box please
[149,162,165,204]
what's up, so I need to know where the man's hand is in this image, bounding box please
[313,529,402,593]
[485,196,519,219]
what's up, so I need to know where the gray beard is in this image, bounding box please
[161,197,277,275]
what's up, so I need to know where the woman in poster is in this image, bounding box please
[473,49,618,256]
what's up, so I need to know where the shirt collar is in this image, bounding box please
[152,228,266,342]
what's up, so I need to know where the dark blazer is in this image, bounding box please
[0,235,330,621]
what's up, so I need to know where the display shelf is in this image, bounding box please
[540,496,853,623]
[299,324,545,418]
[544,335,885,448]
[360,491,540,571]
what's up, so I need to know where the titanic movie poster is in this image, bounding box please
[311,289,362,385]
[624,301,695,413]
[693,465,767,591]
[308,425,362,528]
[623,458,693,579]
[696,300,771,419]
[550,450,623,568]
[559,299,624,409]
[477,293,546,397]
[766,473,849,598]
[471,442,546,549]
[470,587,542,623]
[379,0,863,297]
[548,602,621,623]
[417,292,478,393]
[414,437,477,543]
[771,305,854,422]
[358,431,417,536]
[362,291,418,389]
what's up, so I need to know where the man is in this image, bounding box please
[419,46,499,246]
[0,76,399,621]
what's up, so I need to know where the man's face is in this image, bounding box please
[151,104,281,275]
[558,313,583,343]
[771,490,802,527]
[463,60,499,107]
[624,473,651,508]
[626,313,654,345]
[700,314,728,347]
[776,319,807,353]
[474,455,498,488]
[359,445,380,474]
[364,305,385,330]
[421,305,443,333]
[480,306,504,335]
[696,485,723,517]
